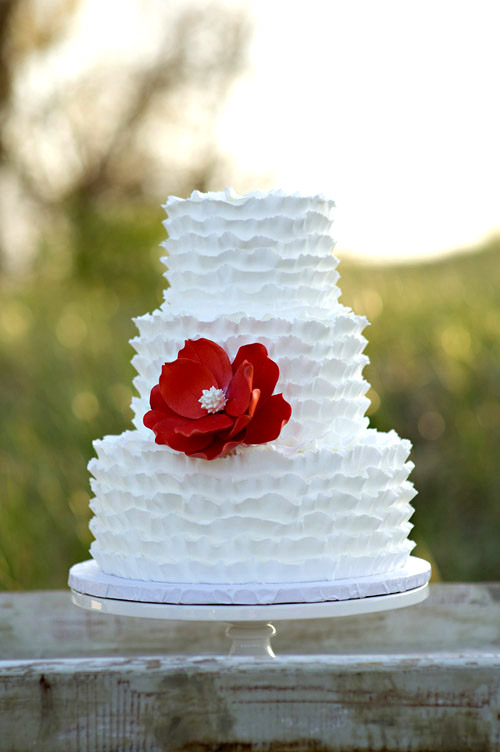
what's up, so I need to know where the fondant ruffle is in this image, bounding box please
[88,431,416,584]
[160,189,339,315]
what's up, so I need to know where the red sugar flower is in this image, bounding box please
[143,338,292,460]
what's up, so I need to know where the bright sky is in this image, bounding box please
[218,0,500,261]
[34,0,500,262]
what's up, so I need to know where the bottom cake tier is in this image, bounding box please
[89,429,416,584]
[88,428,417,585]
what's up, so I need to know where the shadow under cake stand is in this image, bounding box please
[69,556,431,658]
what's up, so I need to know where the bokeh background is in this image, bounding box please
[1,0,499,590]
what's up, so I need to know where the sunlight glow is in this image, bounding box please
[14,0,500,263]
[218,0,500,261]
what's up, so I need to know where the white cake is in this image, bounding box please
[88,188,417,585]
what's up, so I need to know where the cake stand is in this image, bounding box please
[69,556,431,658]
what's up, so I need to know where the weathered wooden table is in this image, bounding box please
[1,584,499,751]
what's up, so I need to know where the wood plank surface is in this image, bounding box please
[1,584,499,751]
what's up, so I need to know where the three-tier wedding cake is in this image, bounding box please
[87,188,417,589]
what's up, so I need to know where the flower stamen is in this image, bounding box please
[199,386,227,414]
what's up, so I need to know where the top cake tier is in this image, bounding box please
[161,188,340,316]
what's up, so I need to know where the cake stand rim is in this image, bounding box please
[70,581,430,622]
[68,555,431,608]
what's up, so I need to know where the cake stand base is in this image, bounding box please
[225,622,277,658]
[71,584,428,658]
[69,557,431,658]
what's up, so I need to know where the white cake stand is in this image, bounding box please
[69,556,431,658]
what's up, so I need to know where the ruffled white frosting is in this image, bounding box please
[89,429,416,584]
[161,188,339,316]
[88,188,417,585]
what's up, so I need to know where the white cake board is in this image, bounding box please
[69,556,431,658]
[69,556,430,606]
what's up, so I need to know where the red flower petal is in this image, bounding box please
[191,437,243,460]
[224,388,261,438]
[144,413,183,440]
[225,413,251,439]
[170,432,214,454]
[159,359,217,419]
[145,415,213,454]
[225,360,253,416]
[174,413,234,437]
[144,409,168,430]
[242,393,292,445]
[149,384,176,414]
[232,343,279,400]
[178,338,232,391]
[248,387,261,418]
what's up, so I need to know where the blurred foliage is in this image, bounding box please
[340,240,500,582]
[0,202,166,589]
[0,0,251,272]
[1,202,499,589]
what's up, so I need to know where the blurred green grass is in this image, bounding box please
[1,203,499,589]
[340,241,500,582]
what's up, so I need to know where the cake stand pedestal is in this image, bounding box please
[71,584,428,658]
[69,556,431,658]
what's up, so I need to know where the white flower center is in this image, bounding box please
[199,386,227,414]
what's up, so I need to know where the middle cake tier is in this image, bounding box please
[130,307,371,448]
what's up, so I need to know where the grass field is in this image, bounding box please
[1,203,499,589]
[340,242,500,582]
